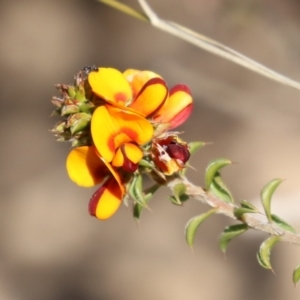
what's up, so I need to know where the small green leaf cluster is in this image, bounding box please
[183,159,300,284]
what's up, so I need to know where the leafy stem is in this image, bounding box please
[167,176,300,246]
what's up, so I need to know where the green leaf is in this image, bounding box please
[138,159,154,168]
[271,214,296,234]
[219,224,248,253]
[172,183,187,204]
[205,158,232,190]
[261,179,283,222]
[188,141,206,155]
[209,172,234,203]
[129,174,146,207]
[169,194,189,206]
[234,200,259,219]
[293,264,300,286]
[234,208,257,220]
[241,200,259,211]
[257,236,281,270]
[133,184,160,220]
[185,209,217,247]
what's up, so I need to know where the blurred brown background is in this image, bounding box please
[1,0,300,299]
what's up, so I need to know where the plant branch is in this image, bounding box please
[167,176,300,246]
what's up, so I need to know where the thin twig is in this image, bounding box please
[138,0,300,91]
[96,0,300,91]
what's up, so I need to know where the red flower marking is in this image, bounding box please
[114,92,128,103]
[107,128,139,153]
[120,145,138,172]
[89,185,105,216]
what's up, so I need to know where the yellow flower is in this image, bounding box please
[66,146,125,220]
[62,67,194,220]
[66,104,154,220]
[88,67,168,117]
[152,85,193,129]
[91,104,153,172]
[88,67,193,130]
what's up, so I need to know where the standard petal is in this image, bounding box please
[91,105,154,162]
[66,146,107,187]
[153,84,193,129]
[88,67,132,104]
[129,78,168,117]
[123,69,162,98]
[89,178,123,220]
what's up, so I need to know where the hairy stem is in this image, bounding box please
[167,176,300,246]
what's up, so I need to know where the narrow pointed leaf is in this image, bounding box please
[205,158,231,190]
[169,194,189,206]
[293,264,300,286]
[257,236,281,270]
[234,200,259,219]
[261,179,283,222]
[173,183,186,204]
[234,208,258,220]
[138,159,154,168]
[188,141,206,155]
[209,172,234,203]
[185,209,217,247]
[271,214,296,234]
[219,224,248,253]
[241,200,259,211]
[129,174,146,207]
[133,184,160,219]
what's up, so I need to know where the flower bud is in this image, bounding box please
[152,135,190,176]
[67,112,91,134]
[61,104,79,116]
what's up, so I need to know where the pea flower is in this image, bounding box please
[52,66,195,221]
[88,67,193,130]
[66,146,125,220]
[66,104,154,219]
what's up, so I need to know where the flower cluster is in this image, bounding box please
[51,67,193,220]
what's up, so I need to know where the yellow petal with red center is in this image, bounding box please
[88,67,132,105]
[112,143,143,167]
[123,69,162,98]
[66,146,108,187]
[91,105,154,162]
[89,178,123,220]
[100,156,125,195]
[129,78,168,117]
[153,84,193,129]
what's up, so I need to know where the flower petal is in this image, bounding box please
[66,146,107,187]
[123,69,162,98]
[112,143,143,167]
[89,178,123,220]
[153,84,193,129]
[88,67,132,104]
[100,156,125,195]
[91,105,154,162]
[129,78,168,117]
